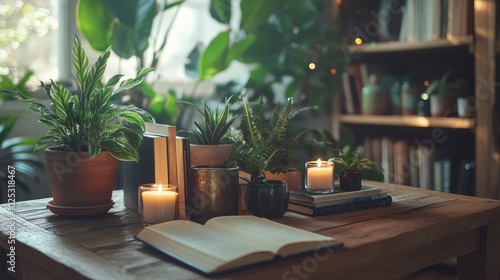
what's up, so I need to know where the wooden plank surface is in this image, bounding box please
[1,182,500,280]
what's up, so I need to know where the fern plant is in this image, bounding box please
[234,96,309,180]
[328,148,383,173]
[0,36,154,161]
[178,97,236,145]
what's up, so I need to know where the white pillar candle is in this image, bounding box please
[306,159,334,190]
[142,185,178,224]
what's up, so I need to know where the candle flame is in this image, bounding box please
[317,159,321,167]
[158,184,163,192]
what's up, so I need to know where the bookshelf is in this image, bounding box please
[340,115,475,129]
[334,0,499,199]
[348,35,473,54]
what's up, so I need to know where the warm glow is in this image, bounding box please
[158,184,163,192]
[309,63,316,70]
[424,80,430,87]
[330,68,337,75]
[355,37,363,45]
[421,93,429,100]
[317,159,321,167]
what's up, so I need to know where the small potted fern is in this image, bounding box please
[232,139,289,219]
[1,36,154,214]
[231,96,311,218]
[236,96,310,190]
[329,149,383,192]
[179,98,236,166]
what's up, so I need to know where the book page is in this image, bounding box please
[136,220,274,273]
[205,216,342,257]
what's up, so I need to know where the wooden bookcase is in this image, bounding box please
[333,0,499,199]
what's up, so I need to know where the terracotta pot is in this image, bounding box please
[45,149,118,207]
[265,170,302,191]
[189,144,232,166]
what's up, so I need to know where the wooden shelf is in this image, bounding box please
[340,115,475,129]
[349,36,473,54]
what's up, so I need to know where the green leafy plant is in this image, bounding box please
[0,36,154,161]
[328,148,382,173]
[0,115,44,201]
[178,97,236,145]
[0,70,34,98]
[233,96,310,180]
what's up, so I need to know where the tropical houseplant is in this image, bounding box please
[234,96,310,190]
[1,36,154,214]
[329,148,383,191]
[231,96,312,218]
[178,97,236,166]
[0,115,44,203]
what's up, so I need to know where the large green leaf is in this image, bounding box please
[199,30,230,80]
[76,0,112,51]
[226,35,255,64]
[72,36,90,91]
[105,0,156,58]
[240,0,278,30]
[210,0,231,24]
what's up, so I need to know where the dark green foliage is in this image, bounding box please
[233,96,310,180]
[178,98,236,145]
[1,36,154,161]
[0,115,44,198]
[329,148,383,173]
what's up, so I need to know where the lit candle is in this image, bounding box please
[141,184,178,224]
[306,159,334,190]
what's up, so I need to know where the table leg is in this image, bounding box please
[457,221,500,279]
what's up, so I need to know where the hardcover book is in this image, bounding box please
[289,186,381,203]
[135,216,343,274]
[290,193,390,208]
[288,195,393,216]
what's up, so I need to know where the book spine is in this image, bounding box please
[291,193,389,208]
[312,196,392,216]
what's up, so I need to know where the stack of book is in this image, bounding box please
[287,186,392,216]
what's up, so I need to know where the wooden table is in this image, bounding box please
[1,181,500,280]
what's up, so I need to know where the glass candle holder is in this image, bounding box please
[305,160,334,194]
[138,184,178,226]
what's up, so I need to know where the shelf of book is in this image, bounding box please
[348,36,473,54]
[340,115,475,129]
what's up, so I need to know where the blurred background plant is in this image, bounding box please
[77,0,348,127]
[0,93,44,203]
[0,1,58,92]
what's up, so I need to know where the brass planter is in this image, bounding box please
[187,165,239,224]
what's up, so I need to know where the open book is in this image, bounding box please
[135,215,343,274]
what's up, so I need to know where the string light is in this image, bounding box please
[355,38,363,45]
[309,63,316,70]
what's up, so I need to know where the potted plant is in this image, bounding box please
[1,36,154,214]
[178,98,236,166]
[232,139,289,219]
[329,149,383,192]
[427,70,463,117]
[231,96,312,219]
[235,96,310,190]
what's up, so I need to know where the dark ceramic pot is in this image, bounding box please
[338,170,362,192]
[245,180,289,219]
